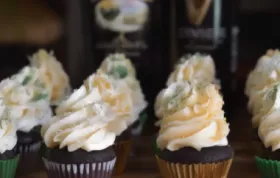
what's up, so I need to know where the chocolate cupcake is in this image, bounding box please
[41,103,117,178]
[155,82,233,178]
[57,71,137,175]
[0,119,20,178]
[255,83,280,178]
[245,50,280,155]
[0,67,52,175]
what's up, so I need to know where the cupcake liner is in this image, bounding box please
[14,141,42,176]
[156,156,232,178]
[152,137,161,155]
[0,155,19,178]
[113,140,132,176]
[42,157,116,178]
[255,156,280,178]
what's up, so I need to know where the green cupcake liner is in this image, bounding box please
[255,156,280,178]
[0,155,19,178]
[139,111,148,127]
[152,137,161,155]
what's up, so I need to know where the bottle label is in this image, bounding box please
[176,0,226,53]
[90,0,156,68]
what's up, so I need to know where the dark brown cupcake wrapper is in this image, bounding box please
[113,140,131,175]
[43,157,116,178]
[14,141,42,176]
[156,156,232,178]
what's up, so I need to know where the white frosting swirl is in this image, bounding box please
[99,53,136,78]
[246,50,280,114]
[56,71,135,135]
[166,54,217,86]
[42,103,117,152]
[99,53,147,115]
[258,84,280,151]
[156,82,229,151]
[0,118,17,154]
[29,49,71,105]
[0,67,52,132]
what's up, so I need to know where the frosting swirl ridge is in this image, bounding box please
[0,118,17,154]
[42,103,117,152]
[156,82,229,151]
[166,54,216,86]
[0,67,52,132]
[30,49,71,105]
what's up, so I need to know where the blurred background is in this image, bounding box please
[0,0,279,134]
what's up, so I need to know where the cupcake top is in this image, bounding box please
[0,67,52,132]
[29,49,71,105]
[258,83,280,151]
[166,54,217,86]
[156,82,229,151]
[42,102,117,152]
[246,49,280,114]
[99,53,147,115]
[56,71,135,135]
[99,53,136,79]
[0,101,17,155]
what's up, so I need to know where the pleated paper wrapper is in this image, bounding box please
[14,141,42,176]
[43,157,116,178]
[113,139,132,175]
[156,156,232,178]
[255,156,280,178]
[0,155,19,178]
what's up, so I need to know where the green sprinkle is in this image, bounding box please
[109,65,128,79]
[22,76,32,85]
[32,93,48,101]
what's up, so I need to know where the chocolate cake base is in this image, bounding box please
[42,145,115,164]
[14,130,42,176]
[158,146,234,164]
[262,146,280,160]
[16,130,42,145]
[0,150,17,160]
[42,146,116,178]
[115,127,132,143]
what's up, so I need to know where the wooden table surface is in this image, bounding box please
[20,141,260,178]
[21,106,260,178]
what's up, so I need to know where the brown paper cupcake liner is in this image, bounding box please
[14,141,42,176]
[43,157,116,178]
[156,156,232,178]
[113,140,132,176]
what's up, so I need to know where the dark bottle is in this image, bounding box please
[173,0,239,117]
[88,0,168,127]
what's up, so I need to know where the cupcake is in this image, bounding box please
[98,53,147,136]
[246,50,280,120]
[0,116,19,178]
[245,50,280,154]
[41,102,117,178]
[255,83,280,178]
[155,82,233,178]
[29,49,71,111]
[0,66,52,175]
[56,70,135,175]
[166,53,220,88]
